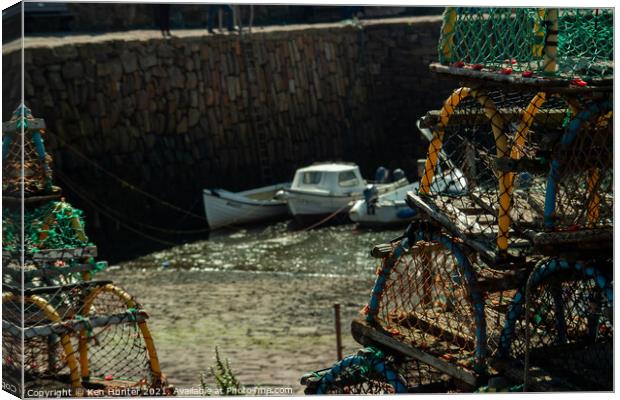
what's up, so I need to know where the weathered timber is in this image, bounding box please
[406,192,497,263]
[4,263,105,281]
[419,108,566,129]
[370,243,395,259]
[3,310,149,339]
[29,246,98,261]
[392,313,476,351]
[2,279,112,295]
[428,63,613,92]
[351,318,478,387]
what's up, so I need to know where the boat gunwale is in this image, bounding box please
[203,189,288,207]
[285,178,409,199]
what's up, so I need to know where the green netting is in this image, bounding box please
[2,201,91,253]
[438,8,613,81]
[557,9,613,80]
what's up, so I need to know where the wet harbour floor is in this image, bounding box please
[100,222,403,393]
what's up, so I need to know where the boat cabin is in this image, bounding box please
[290,163,366,195]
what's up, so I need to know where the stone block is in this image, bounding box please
[152,66,167,78]
[186,71,198,89]
[45,75,66,98]
[96,62,110,77]
[177,116,188,134]
[157,43,175,58]
[185,58,194,71]
[188,108,200,128]
[136,90,150,111]
[169,67,185,89]
[62,62,84,80]
[52,45,78,60]
[109,59,123,78]
[138,53,158,69]
[121,51,138,73]
[145,134,156,148]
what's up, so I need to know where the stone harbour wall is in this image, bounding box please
[3,17,454,254]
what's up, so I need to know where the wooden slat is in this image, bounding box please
[473,269,529,293]
[420,108,566,129]
[526,228,613,246]
[3,310,149,339]
[3,246,99,261]
[4,263,105,281]
[370,243,396,259]
[2,118,46,134]
[2,279,112,296]
[32,246,98,261]
[351,318,478,387]
[428,63,613,92]
[2,192,62,206]
[406,193,497,264]
[393,314,476,351]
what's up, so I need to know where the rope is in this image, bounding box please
[56,170,211,235]
[57,166,290,235]
[53,125,285,235]
[522,258,544,391]
[54,171,179,247]
[53,136,206,221]
[298,203,353,231]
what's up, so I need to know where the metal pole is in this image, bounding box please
[249,5,254,34]
[334,303,343,361]
[523,259,547,391]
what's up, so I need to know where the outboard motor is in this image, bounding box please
[374,166,389,183]
[392,168,406,182]
[514,172,533,190]
[363,184,379,215]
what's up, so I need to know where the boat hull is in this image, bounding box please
[349,182,419,227]
[349,200,416,227]
[203,188,288,230]
[284,178,409,225]
[285,191,356,220]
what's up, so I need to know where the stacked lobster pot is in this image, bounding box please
[302,8,613,393]
[2,105,168,396]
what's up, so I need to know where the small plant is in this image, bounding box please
[201,347,242,396]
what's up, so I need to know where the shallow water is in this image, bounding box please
[101,222,405,391]
[119,221,404,278]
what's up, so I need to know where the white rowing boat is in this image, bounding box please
[202,183,290,230]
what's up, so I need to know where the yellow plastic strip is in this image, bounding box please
[586,168,600,227]
[532,9,546,58]
[78,329,90,382]
[511,93,547,160]
[82,284,163,384]
[440,7,458,62]
[419,87,472,195]
[418,87,511,252]
[506,92,547,199]
[586,111,612,226]
[3,294,82,394]
[469,91,509,251]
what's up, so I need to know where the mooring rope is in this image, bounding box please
[54,136,287,234]
[56,170,211,236]
[54,136,206,222]
[55,171,180,246]
[299,203,353,232]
